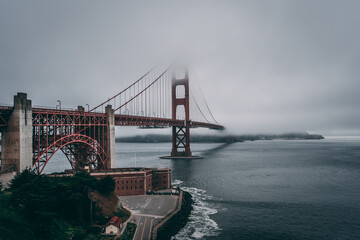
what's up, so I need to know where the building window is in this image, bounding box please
[126,186,128,190]
[131,180,132,183]
[135,180,137,183]
[122,187,124,190]
[122,181,124,184]
[126,181,128,184]
[131,186,132,189]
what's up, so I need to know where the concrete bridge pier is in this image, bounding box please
[1,92,33,173]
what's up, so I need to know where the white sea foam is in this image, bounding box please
[172,179,184,185]
[172,183,221,240]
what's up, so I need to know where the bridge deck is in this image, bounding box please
[0,106,224,129]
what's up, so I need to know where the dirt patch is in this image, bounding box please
[91,191,131,225]
[92,191,120,218]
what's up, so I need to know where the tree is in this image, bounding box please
[97,176,115,196]
[9,168,38,190]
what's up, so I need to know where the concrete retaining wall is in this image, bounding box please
[151,190,183,240]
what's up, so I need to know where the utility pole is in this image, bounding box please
[88,189,93,224]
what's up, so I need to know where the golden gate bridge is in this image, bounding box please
[0,66,224,174]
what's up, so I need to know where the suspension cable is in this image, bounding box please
[113,66,172,113]
[190,90,210,123]
[193,71,220,125]
[89,65,157,112]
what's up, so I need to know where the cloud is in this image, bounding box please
[0,0,359,135]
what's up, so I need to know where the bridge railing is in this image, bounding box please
[0,104,13,110]
[32,105,77,111]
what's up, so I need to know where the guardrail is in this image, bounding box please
[32,105,77,111]
[0,104,13,110]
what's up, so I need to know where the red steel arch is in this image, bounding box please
[32,134,107,174]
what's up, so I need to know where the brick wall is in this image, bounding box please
[90,168,172,196]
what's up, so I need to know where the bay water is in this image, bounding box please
[44,137,360,240]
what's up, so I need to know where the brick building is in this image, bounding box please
[90,168,171,195]
[54,167,172,196]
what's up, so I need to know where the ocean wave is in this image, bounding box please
[172,179,184,185]
[172,183,221,240]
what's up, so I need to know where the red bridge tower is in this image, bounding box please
[171,71,192,157]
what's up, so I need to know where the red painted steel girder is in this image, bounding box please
[191,121,224,130]
[32,111,107,126]
[3,106,224,129]
[0,115,7,127]
[114,114,185,127]
[115,115,224,129]
[32,108,107,118]
[33,133,107,174]
[0,106,12,111]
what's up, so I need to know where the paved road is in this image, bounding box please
[132,216,159,240]
[119,195,178,240]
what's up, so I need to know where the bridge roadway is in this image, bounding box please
[119,194,179,240]
[0,105,224,129]
[0,91,223,174]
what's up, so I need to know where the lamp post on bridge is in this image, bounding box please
[86,104,90,112]
[57,100,61,110]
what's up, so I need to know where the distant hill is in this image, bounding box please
[115,132,324,143]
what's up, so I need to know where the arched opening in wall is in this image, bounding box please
[176,85,185,99]
[176,105,185,120]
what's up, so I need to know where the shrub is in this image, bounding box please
[97,176,115,196]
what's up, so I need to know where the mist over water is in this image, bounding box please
[45,137,360,239]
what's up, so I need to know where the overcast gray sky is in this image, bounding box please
[1,0,359,136]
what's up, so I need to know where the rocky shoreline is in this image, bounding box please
[155,190,193,239]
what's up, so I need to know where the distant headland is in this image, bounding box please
[116,132,324,143]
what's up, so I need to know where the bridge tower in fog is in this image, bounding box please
[171,70,192,157]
